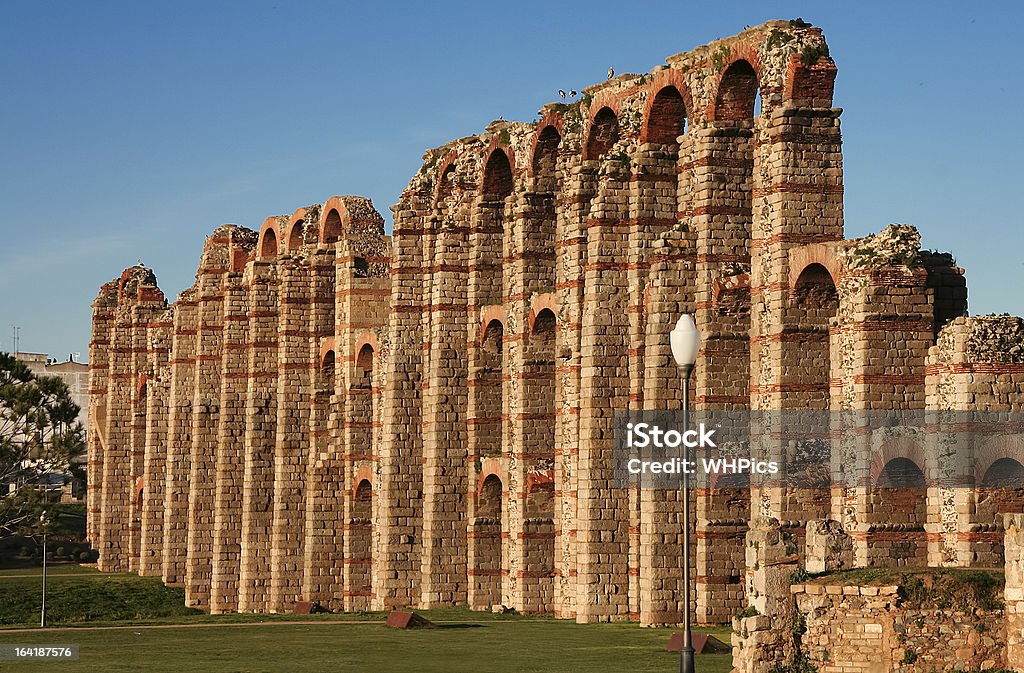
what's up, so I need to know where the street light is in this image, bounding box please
[40,510,47,628]
[670,314,701,673]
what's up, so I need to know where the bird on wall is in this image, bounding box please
[569,90,577,98]
[559,89,566,100]
[607,67,614,79]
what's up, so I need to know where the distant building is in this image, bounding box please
[16,352,89,428]
[12,352,89,502]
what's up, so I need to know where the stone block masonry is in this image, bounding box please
[88,19,1024,638]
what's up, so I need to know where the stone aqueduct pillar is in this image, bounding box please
[137,309,171,577]
[209,238,250,613]
[91,268,166,573]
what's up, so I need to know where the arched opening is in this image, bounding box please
[792,263,838,410]
[482,149,513,201]
[355,344,374,390]
[470,474,504,610]
[982,457,1024,488]
[526,310,555,474]
[323,209,342,244]
[260,228,278,259]
[526,130,560,306]
[585,107,619,160]
[349,479,374,608]
[714,60,760,123]
[468,318,505,610]
[435,162,457,220]
[438,163,456,201]
[774,262,839,559]
[288,220,304,251]
[483,320,503,356]
[872,457,927,566]
[876,457,926,489]
[349,342,375,462]
[532,126,561,194]
[531,308,555,339]
[475,152,511,310]
[319,350,335,392]
[976,457,1024,562]
[646,86,687,146]
[479,474,502,517]
[520,308,556,611]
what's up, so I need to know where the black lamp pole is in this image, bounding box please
[680,364,695,673]
[40,511,47,628]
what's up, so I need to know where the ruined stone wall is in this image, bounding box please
[87,20,1023,636]
[925,316,1024,569]
[1005,513,1024,670]
[734,518,1009,673]
[792,575,1006,673]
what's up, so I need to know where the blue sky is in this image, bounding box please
[1,1,1021,358]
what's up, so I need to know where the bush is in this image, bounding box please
[735,605,759,619]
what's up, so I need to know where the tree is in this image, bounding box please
[0,352,86,539]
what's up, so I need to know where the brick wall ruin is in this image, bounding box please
[88,20,1024,642]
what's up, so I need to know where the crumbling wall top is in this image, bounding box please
[934,316,1024,365]
[400,19,836,209]
[839,224,922,272]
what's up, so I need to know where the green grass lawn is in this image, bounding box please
[0,621,732,673]
[0,565,105,578]
[0,565,732,672]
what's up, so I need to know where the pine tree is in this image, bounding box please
[0,352,85,539]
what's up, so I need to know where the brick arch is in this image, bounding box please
[528,111,566,181]
[286,207,309,252]
[353,331,379,366]
[319,196,384,246]
[258,216,283,259]
[137,373,149,398]
[641,69,694,144]
[352,467,374,498]
[432,149,462,206]
[135,476,145,502]
[481,143,516,200]
[583,100,621,161]
[319,337,336,368]
[528,292,558,333]
[869,436,927,484]
[975,435,1024,486]
[530,124,562,190]
[320,197,352,245]
[476,458,507,496]
[479,306,507,343]
[789,245,843,291]
[707,42,768,122]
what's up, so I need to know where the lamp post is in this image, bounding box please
[40,510,47,628]
[670,315,701,673]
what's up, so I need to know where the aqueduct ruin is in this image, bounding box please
[89,19,1024,649]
